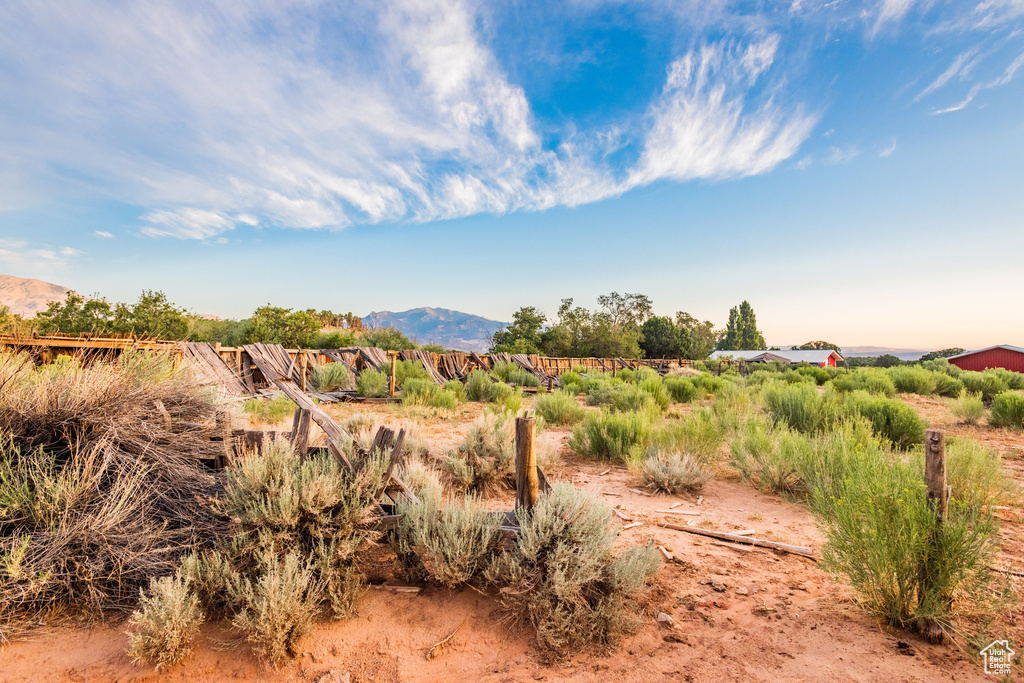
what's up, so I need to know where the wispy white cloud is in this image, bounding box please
[932,48,1024,112]
[879,139,897,157]
[93,230,114,239]
[0,239,81,269]
[825,146,860,164]
[916,47,983,100]
[0,1,817,239]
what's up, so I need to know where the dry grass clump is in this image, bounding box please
[243,394,296,424]
[640,453,709,495]
[949,391,986,425]
[0,350,223,641]
[486,484,660,657]
[126,575,204,669]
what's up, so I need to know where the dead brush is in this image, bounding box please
[0,350,226,640]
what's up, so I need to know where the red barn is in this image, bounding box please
[948,345,1024,373]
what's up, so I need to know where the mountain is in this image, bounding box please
[363,307,510,353]
[840,346,931,361]
[0,274,70,317]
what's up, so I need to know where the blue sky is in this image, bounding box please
[1,0,1023,349]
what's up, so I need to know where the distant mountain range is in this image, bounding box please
[0,274,69,316]
[837,346,930,361]
[364,307,509,353]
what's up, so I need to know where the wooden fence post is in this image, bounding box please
[290,407,312,459]
[389,351,397,397]
[299,351,308,393]
[918,428,948,643]
[515,417,539,512]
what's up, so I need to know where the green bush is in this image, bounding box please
[989,391,1024,430]
[568,410,654,462]
[401,377,436,404]
[584,381,618,407]
[466,369,493,402]
[887,367,938,395]
[985,368,1024,391]
[830,368,897,397]
[730,421,812,496]
[692,373,724,395]
[611,384,658,414]
[242,395,296,424]
[392,359,430,387]
[945,438,1019,509]
[762,383,840,433]
[486,484,660,656]
[126,575,203,668]
[649,410,725,463]
[394,491,503,587]
[443,379,466,403]
[640,453,710,495]
[664,376,697,403]
[559,371,583,387]
[491,361,541,387]
[616,368,636,383]
[796,366,830,385]
[960,371,1008,402]
[311,362,352,392]
[949,391,985,425]
[441,415,516,493]
[535,390,585,426]
[843,391,925,449]
[814,456,996,631]
[356,369,389,398]
[638,377,671,411]
[932,373,964,398]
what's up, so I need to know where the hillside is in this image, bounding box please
[363,307,509,353]
[0,274,69,317]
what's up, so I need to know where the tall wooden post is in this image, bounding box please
[291,407,311,459]
[548,376,554,392]
[918,428,949,643]
[515,417,539,512]
[389,351,397,398]
[299,351,308,392]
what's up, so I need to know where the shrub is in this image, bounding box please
[814,456,997,631]
[466,369,493,402]
[392,359,430,387]
[243,395,296,424]
[616,368,636,383]
[394,491,503,587]
[843,391,925,449]
[443,379,466,403]
[960,371,1008,402]
[491,361,541,388]
[638,377,671,411]
[401,377,436,405]
[487,484,660,656]
[584,381,618,407]
[830,368,897,396]
[730,421,812,496]
[640,453,710,495]
[649,410,725,463]
[229,552,319,665]
[932,373,964,398]
[985,368,1024,391]
[887,367,938,395]
[397,457,444,500]
[611,384,658,414]
[491,387,524,415]
[356,369,388,398]
[796,366,830,385]
[762,383,839,433]
[536,390,585,426]
[568,410,653,462]
[560,371,583,387]
[989,391,1024,430]
[945,438,1019,509]
[427,389,459,411]
[692,373,724,395]
[949,391,985,425]
[441,415,515,493]
[126,575,203,669]
[664,376,697,403]
[311,362,352,392]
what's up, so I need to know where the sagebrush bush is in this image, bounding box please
[243,395,296,424]
[664,376,697,403]
[584,381,618,407]
[466,369,492,401]
[843,391,925,449]
[949,391,985,425]
[535,390,585,426]
[960,371,1008,402]
[397,456,444,500]
[486,484,660,656]
[401,378,459,411]
[640,453,710,495]
[229,552,319,665]
[126,575,203,669]
[356,369,389,398]
[394,491,503,587]
[568,409,654,462]
[989,391,1024,430]
[311,362,352,392]
[441,415,516,493]
[491,361,541,387]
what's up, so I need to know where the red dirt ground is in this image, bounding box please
[1,395,1021,682]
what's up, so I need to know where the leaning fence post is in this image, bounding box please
[515,416,539,512]
[918,428,949,643]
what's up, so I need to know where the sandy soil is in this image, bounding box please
[1,395,1021,682]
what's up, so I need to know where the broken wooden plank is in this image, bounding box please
[662,523,815,559]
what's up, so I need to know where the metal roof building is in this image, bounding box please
[947,345,1024,373]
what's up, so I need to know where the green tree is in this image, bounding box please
[874,354,902,368]
[357,326,417,351]
[920,348,965,361]
[112,290,190,340]
[794,340,842,353]
[675,312,717,359]
[596,292,652,329]
[639,316,681,358]
[491,306,546,354]
[246,305,322,348]
[34,291,113,335]
[716,300,765,351]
